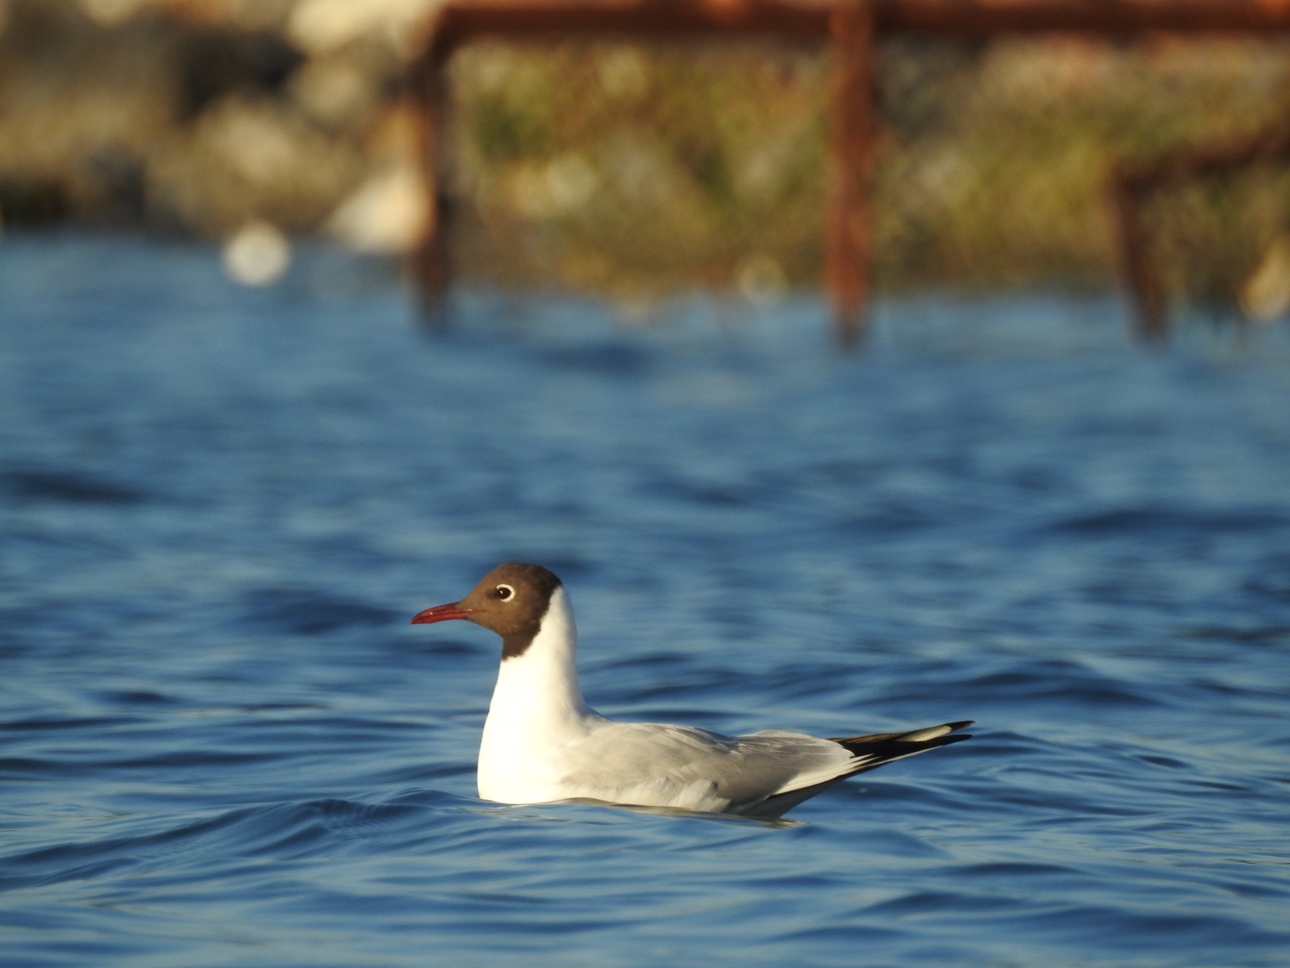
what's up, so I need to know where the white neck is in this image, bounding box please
[477,586,596,802]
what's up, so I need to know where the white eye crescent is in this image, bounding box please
[495,584,514,601]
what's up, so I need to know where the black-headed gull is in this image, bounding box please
[412,562,971,818]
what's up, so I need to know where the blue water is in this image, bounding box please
[2,236,1289,968]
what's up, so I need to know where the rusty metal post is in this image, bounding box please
[1109,170,1165,342]
[1107,127,1290,342]
[827,0,876,348]
[408,50,450,326]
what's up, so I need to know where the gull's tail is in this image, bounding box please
[829,720,974,773]
[743,720,974,817]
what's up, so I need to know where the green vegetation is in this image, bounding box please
[449,42,829,297]
[448,37,1290,311]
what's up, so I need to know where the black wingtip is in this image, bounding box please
[829,720,976,763]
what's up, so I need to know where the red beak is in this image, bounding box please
[410,602,481,625]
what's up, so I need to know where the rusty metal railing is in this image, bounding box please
[408,0,1290,345]
[1111,125,1290,341]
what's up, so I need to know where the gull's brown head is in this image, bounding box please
[411,562,563,658]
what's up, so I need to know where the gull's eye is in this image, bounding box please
[495,584,514,601]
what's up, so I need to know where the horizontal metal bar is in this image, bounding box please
[423,0,1290,58]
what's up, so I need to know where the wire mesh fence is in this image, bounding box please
[442,34,1290,319]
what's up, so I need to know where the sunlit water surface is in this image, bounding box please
[3,237,1290,968]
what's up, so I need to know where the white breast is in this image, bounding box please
[476,586,598,803]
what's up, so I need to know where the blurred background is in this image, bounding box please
[4,4,1290,968]
[4,0,1290,315]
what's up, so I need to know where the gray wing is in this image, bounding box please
[557,722,857,813]
[558,720,974,815]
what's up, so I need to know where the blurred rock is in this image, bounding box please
[1241,234,1290,322]
[222,219,291,285]
[146,93,363,234]
[0,177,69,228]
[290,52,379,129]
[177,27,302,120]
[286,0,440,57]
[326,164,427,253]
[736,253,787,305]
[78,0,151,27]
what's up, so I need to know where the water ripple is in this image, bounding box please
[1,240,1288,967]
